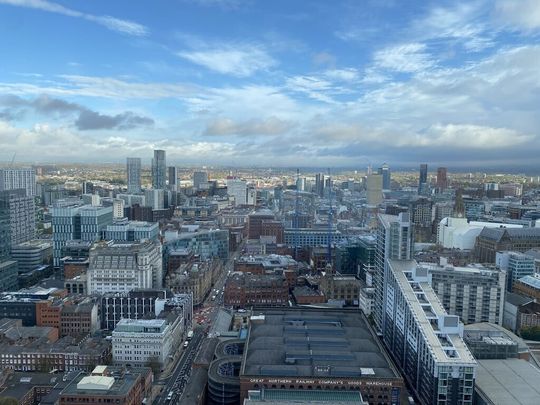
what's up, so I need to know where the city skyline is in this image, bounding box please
[0,0,539,168]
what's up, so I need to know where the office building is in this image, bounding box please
[112,316,183,367]
[116,193,146,207]
[103,219,159,242]
[436,167,448,192]
[126,157,141,194]
[151,149,166,189]
[10,239,53,274]
[193,170,209,190]
[238,308,405,404]
[374,213,413,333]
[366,174,383,205]
[0,260,18,292]
[168,166,178,191]
[513,275,540,300]
[58,366,153,405]
[418,164,428,195]
[100,289,190,331]
[0,188,36,249]
[224,273,288,308]
[378,163,391,190]
[87,241,162,294]
[247,209,275,240]
[164,228,229,261]
[52,203,113,266]
[495,251,535,291]
[475,227,540,263]
[284,227,343,247]
[0,168,36,197]
[384,260,477,405]
[426,262,506,324]
[227,177,248,205]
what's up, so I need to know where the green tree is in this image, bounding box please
[520,326,540,341]
[0,398,20,405]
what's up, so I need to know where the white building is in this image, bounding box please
[112,199,125,219]
[226,178,247,206]
[437,217,523,250]
[112,316,183,367]
[87,241,163,294]
[384,259,477,405]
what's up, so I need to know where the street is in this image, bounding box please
[154,243,243,404]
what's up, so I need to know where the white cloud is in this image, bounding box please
[374,43,435,73]
[177,44,275,77]
[495,0,540,31]
[324,68,359,82]
[0,0,148,36]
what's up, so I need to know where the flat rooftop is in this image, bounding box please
[242,309,400,380]
[245,389,365,404]
[475,359,540,404]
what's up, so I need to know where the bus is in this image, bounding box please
[187,330,194,340]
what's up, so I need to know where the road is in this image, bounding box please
[154,328,204,405]
[154,243,244,404]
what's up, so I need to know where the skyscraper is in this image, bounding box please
[437,167,448,192]
[151,150,166,189]
[315,173,325,197]
[418,163,428,195]
[0,168,36,197]
[168,166,178,191]
[378,163,391,190]
[126,158,141,194]
[0,189,36,250]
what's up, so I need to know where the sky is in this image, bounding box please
[0,0,539,169]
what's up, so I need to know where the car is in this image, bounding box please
[183,341,189,348]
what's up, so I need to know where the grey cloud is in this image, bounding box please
[0,94,154,131]
[75,110,154,130]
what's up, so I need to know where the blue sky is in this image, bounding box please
[0,0,539,168]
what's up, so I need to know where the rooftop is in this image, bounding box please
[388,259,476,365]
[241,308,401,380]
[475,359,540,404]
[516,275,540,290]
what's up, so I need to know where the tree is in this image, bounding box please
[520,326,540,341]
[0,398,20,405]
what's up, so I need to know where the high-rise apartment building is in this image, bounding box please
[193,171,208,190]
[374,213,414,333]
[151,149,166,189]
[0,168,36,197]
[418,163,428,195]
[384,260,477,405]
[366,174,383,205]
[126,157,141,194]
[51,202,113,266]
[378,162,391,190]
[168,166,178,191]
[315,173,325,197]
[0,189,36,250]
[87,240,163,294]
[144,188,164,210]
[437,167,448,192]
[427,262,506,324]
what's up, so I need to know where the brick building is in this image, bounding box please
[224,273,289,308]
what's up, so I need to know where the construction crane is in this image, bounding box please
[8,153,16,168]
